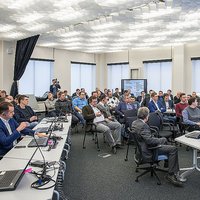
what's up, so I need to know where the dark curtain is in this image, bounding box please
[10,35,40,97]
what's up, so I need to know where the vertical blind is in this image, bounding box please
[71,62,96,95]
[107,63,129,91]
[19,59,53,96]
[144,60,172,93]
[192,59,200,93]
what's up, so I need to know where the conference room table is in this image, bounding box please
[175,135,200,182]
[0,116,72,200]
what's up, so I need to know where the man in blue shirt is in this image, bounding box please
[73,92,88,125]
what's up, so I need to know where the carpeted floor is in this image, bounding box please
[62,130,200,200]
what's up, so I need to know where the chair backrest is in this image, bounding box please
[147,112,162,130]
[128,128,144,164]
[25,94,39,110]
[123,109,138,119]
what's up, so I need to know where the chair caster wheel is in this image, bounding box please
[135,169,139,173]
[157,182,161,185]
[135,179,138,182]
[97,149,100,151]
[124,158,128,161]
[83,147,86,149]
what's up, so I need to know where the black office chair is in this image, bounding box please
[147,112,174,141]
[128,128,168,185]
[82,121,102,151]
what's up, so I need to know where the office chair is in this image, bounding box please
[147,112,174,141]
[128,128,168,185]
[82,121,102,151]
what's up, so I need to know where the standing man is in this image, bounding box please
[50,79,61,97]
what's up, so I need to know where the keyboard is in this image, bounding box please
[185,131,200,139]
[28,137,48,147]
[0,170,20,188]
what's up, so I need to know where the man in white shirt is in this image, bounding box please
[82,96,120,154]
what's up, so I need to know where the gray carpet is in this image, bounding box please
[63,130,200,200]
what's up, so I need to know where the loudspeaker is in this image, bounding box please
[7,48,14,54]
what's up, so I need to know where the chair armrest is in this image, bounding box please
[148,145,162,150]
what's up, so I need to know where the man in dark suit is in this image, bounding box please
[148,92,166,113]
[131,107,183,187]
[115,95,136,117]
[0,102,45,157]
[82,96,120,154]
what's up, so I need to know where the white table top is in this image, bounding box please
[175,135,200,150]
[0,116,72,199]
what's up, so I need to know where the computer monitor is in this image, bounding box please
[121,79,147,97]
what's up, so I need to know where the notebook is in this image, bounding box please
[185,131,200,139]
[28,118,56,148]
[0,148,37,191]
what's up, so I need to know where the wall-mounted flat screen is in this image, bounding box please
[121,79,147,97]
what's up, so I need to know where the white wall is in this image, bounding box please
[1,41,200,95]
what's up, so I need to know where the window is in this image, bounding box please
[192,59,200,93]
[19,59,53,97]
[144,60,172,92]
[71,62,96,95]
[107,63,129,91]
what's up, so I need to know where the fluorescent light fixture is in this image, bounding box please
[4,32,24,39]
[115,37,137,42]
[95,0,132,7]
[120,30,147,37]
[143,36,166,43]
[85,42,106,47]
[0,0,35,9]
[60,31,81,37]
[166,20,199,29]
[0,24,16,32]
[91,21,121,30]
[174,37,197,42]
[135,42,158,47]
[111,42,131,47]
[63,42,83,46]
[14,12,43,23]
[129,21,159,29]
[39,42,59,47]
[22,23,49,31]
[90,31,113,37]
[154,30,180,36]
[88,37,109,42]
[142,7,181,19]
[61,37,82,42]
[50,9,84,22]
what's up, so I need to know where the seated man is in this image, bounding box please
[0,102,45,157]
[44,92,57,117]
[97,94,121,145]
[148,92,166,113]
[55,91,79,127]
[131,107,183,187]
[82,96,120,154]
[115,95,136,118]
[72,92,88,125]
[182,97,200,131]
[175,93,188,122]
[14,95,38,129]
[107,91,119,113]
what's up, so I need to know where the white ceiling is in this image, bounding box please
[0,0,200,53]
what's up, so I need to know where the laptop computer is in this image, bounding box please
[34,126,50,133]
[0,148,37,191]
[28,118,56,148]
[185,131,200,139]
